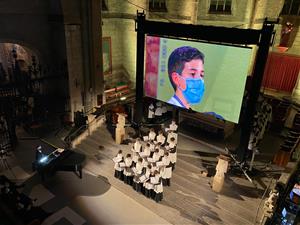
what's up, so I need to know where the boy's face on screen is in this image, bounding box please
[172,59,205,105]
[181,59,204,80]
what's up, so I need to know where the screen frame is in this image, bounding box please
[135,13,274,161]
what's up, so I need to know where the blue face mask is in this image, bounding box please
[180,77,205,104]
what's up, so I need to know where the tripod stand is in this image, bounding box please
[0,149,16,178]
[224,147,256,187]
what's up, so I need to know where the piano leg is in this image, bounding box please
[74,165,83,179]
[41,172,45,182]
[79,165,82,179]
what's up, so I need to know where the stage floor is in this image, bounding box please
[1,124,283,225]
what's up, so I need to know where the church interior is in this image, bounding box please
[1,0,300,225]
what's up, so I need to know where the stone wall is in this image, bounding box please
[102,0,147,88]
[102,19,125,87]
[64,25,85,119]
[121,19,137,86]
[62,0,102,119]
[101,0,200,88]
[148,0,196,24]
[1,0,299,120]
[198,0,251,28]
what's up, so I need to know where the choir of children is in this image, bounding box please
[147,101,171,122]
[113,121,178,202]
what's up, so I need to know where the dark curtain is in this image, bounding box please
[262,52,300,93]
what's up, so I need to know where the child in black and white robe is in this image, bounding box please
[141,165,152,195]
[161,152,170,167]
[140,143,151,158]
[132,138,142,153]
[149,141,155,157]
[152,171,163,202]
[162,165,172,186]
[158,146,165,158]
[132,158,144,192]
[148,103,155,121]
[144,172,155,198]
[167,131,178,145]
[165,120,178,132]
[148,128,156,141]
[150,162,158,173]
[169,120,178,132]
[132,152,139,167]
[152,149,161,162]
[169,148,177,171]
[113,150,124,180]
[123,154,133,185]
[155,102,163,119]
[155,130,166,146]
[166,137,177,150]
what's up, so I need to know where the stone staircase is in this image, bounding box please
[74,125,262,225]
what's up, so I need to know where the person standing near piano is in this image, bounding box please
[32,145,45,171]
[35,146,44,161]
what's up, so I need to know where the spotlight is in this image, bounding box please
[39,156,48,163]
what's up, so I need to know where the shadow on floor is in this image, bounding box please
[22,171,111,213]
[220,177,264,200]
[180,122,284,163]
[162,193,221,225]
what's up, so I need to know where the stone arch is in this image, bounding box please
[0,39,44,66]
[0,38,45,63]
[0,40,45,82]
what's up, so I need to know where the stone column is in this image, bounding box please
[115,113,127,144]
[90,0,103,107]
[64,25,85,121]
[212,155,230,193]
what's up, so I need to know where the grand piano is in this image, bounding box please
[33,148,86,181]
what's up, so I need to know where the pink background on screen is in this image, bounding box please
[145,36,160,98]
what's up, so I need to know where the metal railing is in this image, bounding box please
[64,112,106,148]
[64,124,88,147]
